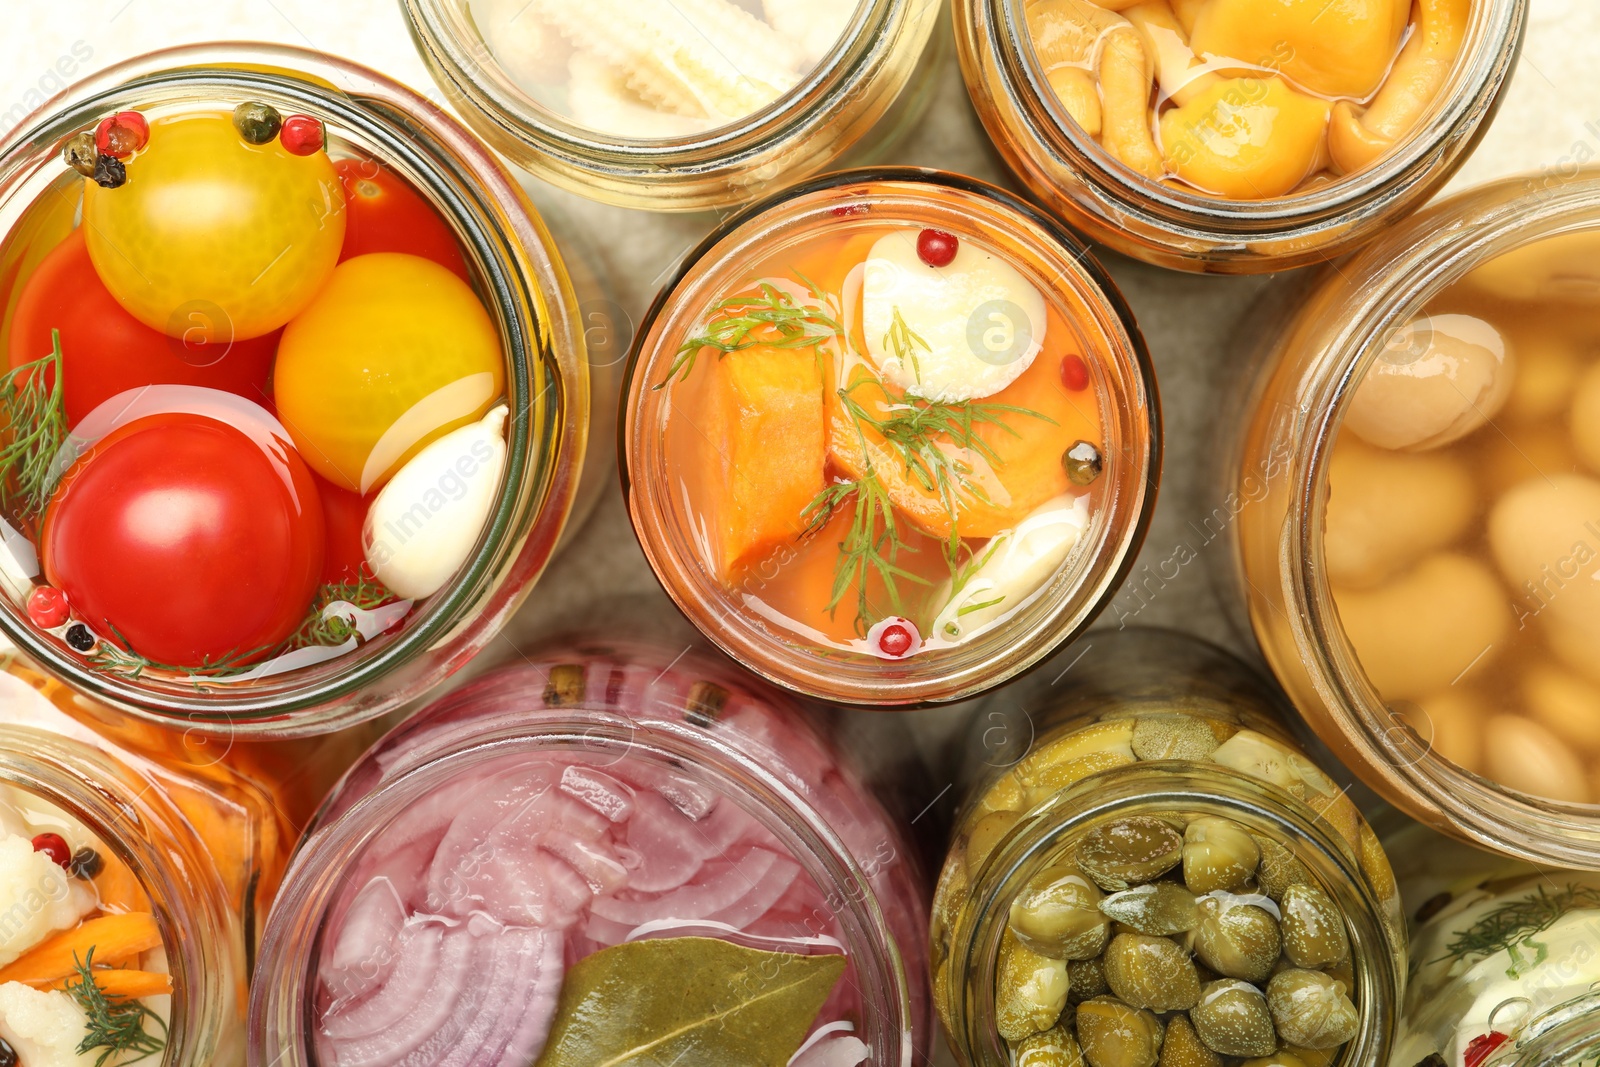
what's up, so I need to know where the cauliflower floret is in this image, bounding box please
[0,982,96,1067]
[0,835,94,968]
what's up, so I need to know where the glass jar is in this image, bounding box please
[401,0,942,211]
[952,0,1524,272]
[0,43,589,737]
[1230,168,1600,866]
[1385,819,1600,1067]
[0,657,288,1067]
[931,628,1406,1067]
[622,168,1159,707]
[248,639,932,1067]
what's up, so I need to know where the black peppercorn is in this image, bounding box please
[233,101,283,145]
[1063,440,1104,486]
[65,623,97,652]
[68,846,104,880]
[91,153,127,189]
[0,1036,17,1067]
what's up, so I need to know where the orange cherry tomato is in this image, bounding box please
[336,158,469,281]
[8,229,277,428]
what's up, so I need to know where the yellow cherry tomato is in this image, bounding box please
[84,111,345,342]
[1159,78,1332,200]
[274,253,503,493]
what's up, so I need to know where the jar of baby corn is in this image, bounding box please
[954,0,1524,272]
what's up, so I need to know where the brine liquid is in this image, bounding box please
[1327,228,1600,805]
[659,220,1109,659]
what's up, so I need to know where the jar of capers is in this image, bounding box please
[931,629,1406,1067]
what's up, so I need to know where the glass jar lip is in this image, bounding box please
[945,761,1404,1067]
[400,0,931,208]
[0,42,588,736]
[0,724,232,1067]
[619,166,1161,708]
[247,702,917,1067]
[984,0,1525,250]
[1279,169,1600,866]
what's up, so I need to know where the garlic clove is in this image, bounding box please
[363,405,508,601]
[861,230,1048,403]
[932,493,1090,641]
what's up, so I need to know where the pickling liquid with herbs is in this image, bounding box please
[0,103,515,687]
[256,645,930,1067]
[657,219,1110,661]
[1324,228,1600,805]
[1026,0,1472,198]
[462,0,864,138]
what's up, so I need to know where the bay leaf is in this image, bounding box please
[533,936,847,1067]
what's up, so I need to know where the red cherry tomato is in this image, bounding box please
[336,158,469,281]
[8,229,277,428]
[317,477,373,585]
[41,409,324,668]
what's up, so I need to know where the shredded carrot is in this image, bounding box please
[48,968,172,999]
[0,913,162,986]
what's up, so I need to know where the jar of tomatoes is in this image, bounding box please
[622,169,1159,707]
[953,0,1524,272]
[0,44,590,737]
[248,639,932,1067]
[931,628,1406,1067]
[1381,818,1600,1067]
[1230,168,1600,865]
[0,656,289,1067]
[400,0,942,210]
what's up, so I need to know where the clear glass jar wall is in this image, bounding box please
[249,639,932,1067]
[932,628,1406,1067]
[1231,168,1600,866]
[0,44,590,738]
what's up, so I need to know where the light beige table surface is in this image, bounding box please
[2,5,1596,1063]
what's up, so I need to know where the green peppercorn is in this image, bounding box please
[1064,440,1104,486]
[233,101,283,145]
[63,132,98,177]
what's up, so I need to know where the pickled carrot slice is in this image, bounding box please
[48,968,172,998]
[0,912,162,986]
[92,851,149,914]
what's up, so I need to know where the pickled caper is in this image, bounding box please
[1266,969,1358,1050]
[1282,1044,1338,1067]
[1158,1014,1222,1067]
[1103,933,1201,1011]
[1100,882,1199,935]
[998,930,1071,1042]
[1069,957,1111,1002]
[1011,866,1112,960]
[1190,980,1279,1058]
[968,810,1021,875]
[1075,997,1164,1067]
[1253,835,1314,901]
[1132,715,1221,762]
[1192,896,1281,983]
[1241,1053,1310,1067]
[1077,817,1184,891]
[1183,817,1261,894]
[1015,1025,1089,1067]
[1279,884,1350,969]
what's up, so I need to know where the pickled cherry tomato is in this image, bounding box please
[336,159,469,281]
[317,478,373,585]
[8,229,276,427]
[83,112,345,342]
[41,407,325,668]
[274,253,503,493]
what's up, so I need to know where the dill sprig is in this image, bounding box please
[657,283,841,387]
[0,328,68,525]
[65,948,169,1067]
[87,624,265,682]
[282,574,397,650]
[801,473,930,637]
[1437,883,1600,979]
[884,306,929,385]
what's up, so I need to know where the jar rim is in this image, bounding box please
[943,760,1404,1067]
[247,687,919,1067]
[400,0,940,210]
[1274,169,1600,866]
[974,0,1526,267]
[619,167,1160,707]
[0,43,588,736]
